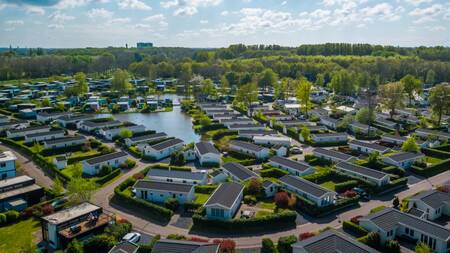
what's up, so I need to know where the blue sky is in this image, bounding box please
[0,0,449,48]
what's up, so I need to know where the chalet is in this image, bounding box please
[109,241,139,253]
[0,151,17,179]
[133,180,195,204]
[349,140,390,154]
[24,130,65,143]
[210,170,227,184]
[77,120,122,132]
[56,114,94,128]
[125,132,167,147]
[382,152,424,169]
[98,124,146,141]
[320,116,339,130]
[36,111,72,123]
[228,140,270,159]
[284,103,301,115]
[408,190,450,221]
[204,182,244,220]
[222,162,259,182]
[152,239,219,253]
[194,142,221,166]
[310,133,348,144]
[238,129,277,139]
[360,208,450,253]
[43,136,87,149]
[279,175,336,207]
[375,117,397,129]
[335,162,390,187]
[272,145,288,157]
[312,148,356,163]
[0,175,43,212]
[53,156,67,170]
[262,180,279,197]
[415,128,450,142]
[143,138,184,160]
[147,168,208,185]
[6,125,51,139]
[220,118,253,126]
[253,135,292,147]
[0,120,29,131]
[212,112,240,120]
[228,123,266,131]
[348,122,374,134]
[380,134,407,146]
[269,156,314,177]
[41,202,112,249]
[82,151,128,176]
[267,115,294,122]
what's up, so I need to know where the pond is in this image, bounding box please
[99,95,201,143]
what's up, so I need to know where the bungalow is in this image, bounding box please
[284,103,301,115]
[77,120,122,132]
[36,111,72,123]
[262,180,279,197]
[272,145,288,157]
[415,128,450,142]
[133,180,195,204]
[0,175,44,212]
[109,241,139,253]
[408,190,450,221]
[349,140,390,154]
[194,142,221,166]
[24,130,65,143]
[204,182,244,220]
[238,129,278,139]
[310,133,348,144]
[253,135,292,147]
[124,132,167,147]
[56,114,94,128]
[380,134,407,146]
[335,162,390,187]
[220,118,253,127]
[147,168,208,185]
[375,117,397,129]
[292,229,380,253]
[43,136,87,149]
[0,120,29,131]
[228,123,266,131]
[228,140,270,160]
[41,202,112,249]
[269,156,314,177]
[152,239,219,253]
[212,112,240,120]
[320,116,339,130]
[6,125,51,139]
[279,175,336,207]
[267,115,294,122]
[53,156,67,170]
[312,148,356,163]
[82,151,128,176]
[98,124,146,141]
[0,151,17,179]
[210,170,227,184]
[143,138,184,160]
[382,152,424,169]
[359,208,450,253]
[348,122,376,134]
[222,162,259,182]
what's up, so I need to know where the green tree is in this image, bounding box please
[365,232,380,249]
[119,128,133,139]
[367,152,380,167]
[401,74,421,105]
[74,72,88,94]
[300,126,310,143]
[425,69,435,84]
[258,68,278,91]
[32,142,43,153]
[315,73,325,86]
[41,98,51,107]
[67,178,97,205]
[356,107,375,125]
[66,239,84,253]
[378,82,404,119]
[201,79,217,98]
[52,178,64,196]
[180,62,193,99]
[295,78,312,116]
[112,69,130,93]
[71,162,83,178]
[170,151,185,166]
[415,242,432,253]
[330,70,355,95]
[384,240,400,253]
[220,75,229,95]
[401,136,420,153]
[274,78,288,100]
[428,83,450,126]
[234,82,258,110]
[83,234,116,253]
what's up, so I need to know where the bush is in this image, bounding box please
[411,158,450,177]
[342,221,368,237]
[365,232,380,249]
[4,210,19,222]
[83,234,116,253]
[261,238,279,253]
[335,180,358,193]
[105,223,132,241]
[421,147,450,159]
[164,198,180,211]
[260,167,288,178]
[299,232,316,241]
[244,195,257,205]
[100,165,112,176]
[385,240,401,253]
[274,192,290,209]
[381,166,405,176]
[0,213,6,224]
[245,178,263,196]
[94,168,121,185]
[195,185,218,194]
[343,190,357,198]
[121,158,136,169]
[167,234,187,240]
[277,235,297,253]
[200,123,226,132]
[213,239,236,253]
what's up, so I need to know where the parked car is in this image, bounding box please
[291,146,303,154]
[122,232,141,243]
[352,187,369,200]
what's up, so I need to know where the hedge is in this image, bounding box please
[277,235,297,253]
[200,123,226,132]
[127,146,143,158]
[192,210,296,231]
[211,129,238,141]
[335,180,359,193]
[151,164,192,171]
[296,194,359,217]
[41,144,84,156]
[411,158,450,177]
[434,144,450,152]
[343,221,369,237]
[310,141,348,147]
[261,238,278,253]
[94,168,121,185]
[67,152,102,164]
[421,147,450,159]
[260,167,288,179]
[183,202,203,212]
[381,166,405,176]
[195,185,218,194]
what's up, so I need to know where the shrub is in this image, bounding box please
[385,240,400,253]
[274,192,290,209]
[195,185,218,194]
[122,158,136,169]
[0,213,6,224]
[261,238,278,253]
[335,180,358,193]
[105,223,132,241]
[164,198,180,211]
[83,234,116,253]
[4,210,19,222]
[365,232,380,249]
[370,205,387,213]
[343,190,357,198]
[42,204,54,215]
[133,172,145,180]
[66,239,84,253]
[100,165,112,176]
[190,237,209,242]
[244,195,257,205]
[342,221,368,237]
[277,235,297,253]
[94,168,121,185]
[213,239,236,253]
[167,234,187,240]
[350,215,362,224]
[245,178,263,196]
[259,167,288,178]
[299,232,316,241]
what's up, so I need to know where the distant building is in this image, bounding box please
[137,42,153,48]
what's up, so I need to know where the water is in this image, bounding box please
[97,95,201,143]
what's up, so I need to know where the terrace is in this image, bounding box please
[58,213,112,239]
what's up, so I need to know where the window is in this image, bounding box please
[0,162,5,168]
[211,208,225,217]
[387,230,393,237]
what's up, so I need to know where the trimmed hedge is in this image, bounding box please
[151,164,192,171]
[192,210,296,231]
[260,167,288,179]
[343,221,369,237]
[195,185,218,194]
[211,129,238,141]
[261,238,278,253]
[296,193,359,217]
[67,152,102,164]
[411,158,450,177]
[310,141,348,147]
[381,166,405,176]
[41,144,84,156]
[421,147,450,159]
[94,168,121,185]
[335,180,359,193]
[200,123,226,132]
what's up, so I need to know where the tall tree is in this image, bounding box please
[180,62,193,99]
[378,82,404,119]
[201,79,217,98]
[67,178,97,205]
[315,73,325,87]
[330,70,355,95]
[356,107,375,125]
[274,78,288,100]
[401,74,421,105]
[425,69,435,84]
[295,78,312,116]
[428,83,450,126]
[234,82,258,110]
[258,68,278,91]
[74,72,88,94]
[112,69,130,93]
[401,136,420,153]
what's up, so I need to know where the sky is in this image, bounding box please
[0,0,449,48]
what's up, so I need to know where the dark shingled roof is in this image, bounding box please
[195,142,220,155]
[407,207,425,218]
[361,208,450,240]
[128,132,167,142]
[229,140,265,152]
[382,134,407,142]
[313,148,355,161]
[148,169,206,181]
[222,162,258,181]
[279,175,335,198]
[270,156,311,172]
[411,190,450,209]
[43,136,86,145]
[311,132,348,138]
[152,239,219,253]
[81,120,121,128]
[349,140,390,152]
[109,241,139,253]
[336,162,388,180]
[149,138,184,151]
[25,130,65,138]
[8,125,50,133]
[204,182,243,209]
[385,152,424,162]
[262,180,277,188]
[292,230,380,253]
[85,151,128,165]
[133,180,194,193]
[238,129,277,136]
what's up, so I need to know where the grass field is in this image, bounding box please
[195,193,210,204]
[423,156,442,165]
[0,219,40,253]
[320,181,336,191]
[256,210,273,218]
[256,199,276,210]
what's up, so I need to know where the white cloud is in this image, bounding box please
[409,4,443,23]
[5,20,24,25]
[360,3,402,21]
[200,19,208,24]
[87,8,113,18]
[48,23,64,29]
[25,6,45,15]
[49,11,75,23]
[161,0,222,16]
[220,10,229,16]
[55,0,91,9]
[404,0,432,6]
[118,0,152,10]
[426,25,445,31]
[108,17,131,24]
[281,1,287,6]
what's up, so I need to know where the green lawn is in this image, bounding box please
[320,181,336,191]
[255,210,273,218]
[256,199,276,210]
[194,193,210,204]
[221,156,242,163]
[423,156,442,165]
[0,219,40,253]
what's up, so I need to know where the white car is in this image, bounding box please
[122,232,141,243]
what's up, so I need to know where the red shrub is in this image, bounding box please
[190,236,209,242]
[343,190,357,198]
[213,239,236,253]
[132,172,145,180]
[274,192,290,209]
[299,232,315,241]
[42,204,54,215]
[350,215,363,224]
[116,217,130,224]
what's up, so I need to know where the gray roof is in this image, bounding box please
[133,180,194,193]
[229,140,265,152]
[312,132,348,138]
[361,208,450,240]
[262,180,278,188]
[109,241,139,253]
[152,239,219,253]
[42,202,101,225]
[150,138,184,151]
[407,207,425,218]
[270,156,311,172]
[229,123,265,129]
[25,130,65,138]
[292,229,380,253]
[349,140,390,152]
[313,148,355,161]
[279,175,335,198]
[195,142,220,155]
[85,151,128,165]
[382,134,407,142]
[129,132,167,142]
[222,162,258,181]
[204,182,243,209]
[58,114,92,122]
[0,175,34,191]
[148,168,206,181]
[411,190,450,209]
[82,120,121,128]
[43,135,86,145]
[321,116,338,123]
[238,129,277,136]
[8,125,50,133]
[336,162,388,180]
[385,152,424,162]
